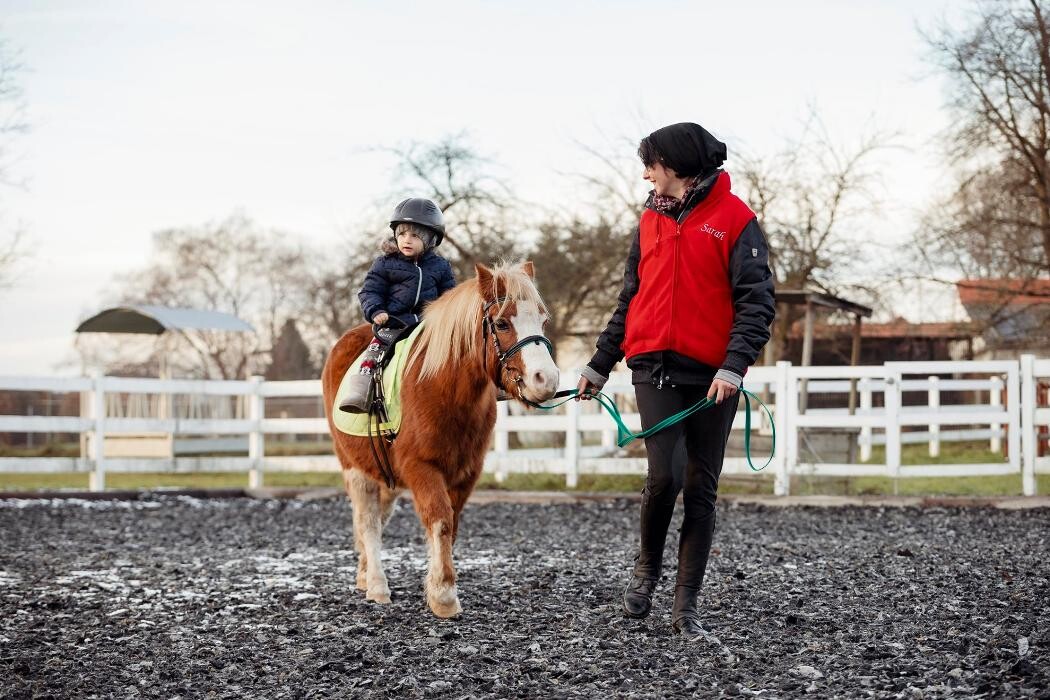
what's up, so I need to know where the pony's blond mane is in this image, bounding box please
[409,262,545,381]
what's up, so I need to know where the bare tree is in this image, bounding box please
[527,215,635,352]
[733,114,892,359]
[735,115,890,294]
[569,132,650,226]
[93,215,312,379]
[912,0,1050,347]
[918,1,1050,279]
[0,36,28,289]
[0,227,25,290]
[380,134,521,280]
[524,132,650,351]
[299,236,376,342]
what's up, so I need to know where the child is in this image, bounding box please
[339,197,457,413]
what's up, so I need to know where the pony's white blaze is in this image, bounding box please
[510,300,559,401]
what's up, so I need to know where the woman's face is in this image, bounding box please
[396,229,425,257]
[643,161,682,196]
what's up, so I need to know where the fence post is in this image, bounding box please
[774,361,791,496]
[88,371,106,492]
[565,383,580,489]
[859,379,873,463]
[493,400,509,483]
[884,370,902,484]
[990,376,1004,453]
[928,376,940,458]
[248,375,265,489]
[1020,356,1036,496]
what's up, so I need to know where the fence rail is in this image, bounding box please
[1,355,1049,495]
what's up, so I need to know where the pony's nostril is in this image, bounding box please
[532,371,546,387]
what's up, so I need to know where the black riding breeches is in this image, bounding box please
[632,382,739,587]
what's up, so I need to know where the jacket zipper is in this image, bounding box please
[667,221,681,355]
[660,204,694,388]
[645,173,721,388]
[412,262,423,308]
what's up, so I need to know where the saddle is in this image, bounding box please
[331,322,423,439]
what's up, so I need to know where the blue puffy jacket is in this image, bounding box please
[358,250,457,326]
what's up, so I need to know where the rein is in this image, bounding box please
[504,387,776,473]
[365,365,397,489]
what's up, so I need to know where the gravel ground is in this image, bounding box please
[1,495,1047,699]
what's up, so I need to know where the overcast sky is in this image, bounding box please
[1,0,966,375]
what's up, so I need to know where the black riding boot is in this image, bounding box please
[623,491,674,619]
[671,510,716,636]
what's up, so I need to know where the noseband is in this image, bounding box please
[482,298,553,390]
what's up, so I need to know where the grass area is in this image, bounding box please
[1,440,1045,496]
[0,471,346,492]
[866,440,1005,465]
[791,473,1050,497]
[3,470,1045,497]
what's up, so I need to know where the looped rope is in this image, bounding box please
[520,387,776,473]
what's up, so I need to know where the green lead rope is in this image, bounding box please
[524,388,776,472]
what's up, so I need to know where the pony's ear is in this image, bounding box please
[521,260,535,279]
[475,263,496,302]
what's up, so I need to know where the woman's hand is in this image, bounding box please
[707,378,738,404]
[373,312,390,326]
[575,376,596,401]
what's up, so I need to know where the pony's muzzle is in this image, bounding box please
[524,367,560,401]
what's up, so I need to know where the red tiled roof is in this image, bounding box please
[956,278,1050,306]
[788,320,976,340]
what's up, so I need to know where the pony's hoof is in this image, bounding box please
[429,597,462,618]
[427,586,462,618]
[356,573,368,591]
[366,589,392,604]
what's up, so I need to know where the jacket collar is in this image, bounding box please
[644,169,727,222]
[393,248,435,264]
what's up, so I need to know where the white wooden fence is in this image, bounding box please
[1,356,1048,495]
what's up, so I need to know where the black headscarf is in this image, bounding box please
[639,122,727,178]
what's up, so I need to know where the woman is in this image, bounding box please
[577,122,775,638]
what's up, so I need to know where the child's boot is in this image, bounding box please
[339,341,384,414]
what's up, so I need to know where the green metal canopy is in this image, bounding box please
[75,305,255,335]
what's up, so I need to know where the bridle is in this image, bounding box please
[482,297,553,399]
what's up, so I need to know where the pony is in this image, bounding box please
[321,261,559,618]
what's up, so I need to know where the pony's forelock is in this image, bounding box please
[410,262,544,380]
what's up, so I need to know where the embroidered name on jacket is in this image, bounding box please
[700,223,726,240]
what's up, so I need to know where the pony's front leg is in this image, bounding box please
[344,469,391,604]
[405,467,461,618]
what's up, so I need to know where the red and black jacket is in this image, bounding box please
[587,171,776,386]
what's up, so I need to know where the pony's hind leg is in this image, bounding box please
[344,469,392,604]
[404,468,461,618]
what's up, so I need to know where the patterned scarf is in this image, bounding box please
[648,176,705,216]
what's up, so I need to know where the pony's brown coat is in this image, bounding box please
[321,262,551,617]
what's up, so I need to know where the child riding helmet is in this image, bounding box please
[390,198,445,249]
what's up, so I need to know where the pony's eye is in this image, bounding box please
[494,319,510,332]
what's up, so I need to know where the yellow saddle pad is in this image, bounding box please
[331,324,424,437]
